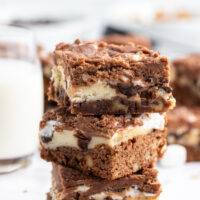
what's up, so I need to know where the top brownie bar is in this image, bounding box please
[48,39,175,115]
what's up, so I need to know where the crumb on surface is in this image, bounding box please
[190,175,200,180]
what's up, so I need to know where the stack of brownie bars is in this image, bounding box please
[39,39,175,200]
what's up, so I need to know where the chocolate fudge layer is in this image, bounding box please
[40,107,166,180]
[172,54,200,106]
[47,163,161,200]
[48,39,175,115]
[101,34,152,49]
[167,106,200,161]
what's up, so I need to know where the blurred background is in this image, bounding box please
[0,0,200,200]
[0,0,200,57]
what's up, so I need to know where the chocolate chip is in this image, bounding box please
[159,78,168,83]
[105,197,113,200]
[75,192,80,200]
[162,86,172,93]
[115,83,141,97]
[41,136,52,143]
[40,125,54,143]
[141,91,152,99]
[152,100,159,105]
[75,131,91,151]
[141,99,148,106]
[145,77,152,83]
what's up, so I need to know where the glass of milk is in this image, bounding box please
[0,26,43,173]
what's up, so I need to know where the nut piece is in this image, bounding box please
[86,155,93,168]
[133,163,140,172]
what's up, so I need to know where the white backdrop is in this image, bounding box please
[0,1,199,199]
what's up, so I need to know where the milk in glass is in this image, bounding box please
[0,58,43,159]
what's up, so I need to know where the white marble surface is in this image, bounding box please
[0,151,200,200]
[0,1,198,199]
[157,163,200,200]
[0,152,51,200]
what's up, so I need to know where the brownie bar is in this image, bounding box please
[37,45,54,81]
[40,107,166,180]
[48,39,175,115]
[47,163,161,200]
[184,145,200,162]
[101,34,152,49]
[37,45,56,111]
[172,54,200,106]
[167,106,200,161]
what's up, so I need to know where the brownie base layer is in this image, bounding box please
[47,163,161,200]
[41,129,166,180]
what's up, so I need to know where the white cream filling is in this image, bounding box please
[66,78,150,103]
[157,88,175,102]
[42,129,79,149]
[40,113,165,149]
[88,113,165,148]
[50,189,58,200]
[140,112,165,130]
[67,81,121,103]
[129,54,142,62]
[51,65,66,90]
[133,80,146,87]
[89,186,155,200]
[40,120,58,140]
[75,185,90,192]
[156,88,176,109]
[40,121,79,149]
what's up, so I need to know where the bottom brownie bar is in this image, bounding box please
[48,163,161,200]
[167,106,200,161]
[40,108,166,180]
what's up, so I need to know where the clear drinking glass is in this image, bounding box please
[0,26,43,173]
